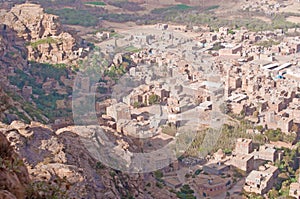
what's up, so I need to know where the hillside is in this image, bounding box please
[0,3,89,64]
[0,120,177,198]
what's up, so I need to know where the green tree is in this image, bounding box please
[133,101,141,108]
[268,188,279,199]
[148,94,160,105]
[153,170,163,179]
[177,184,195,199]
[255,125,264,132]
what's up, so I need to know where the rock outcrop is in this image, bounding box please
[0,121,158,198]
[0,121,176,199]
[0,118,179,199]
[0,3,87,64]
[0,125,30,199]
[0,24,28,70]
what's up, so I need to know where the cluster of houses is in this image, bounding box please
[99,24,300,197]
[241,0,298,14]
[3,17,298,196]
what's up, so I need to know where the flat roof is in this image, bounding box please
[262,63,279,70]
[227,93,248,102]
[246,165,278,182]
[193,175,227,187]
[163,177,182,186]
[204,163,229,170]
[290,182,300,190]
[274,63,292,71]
[233,153,254,161]
[199,101,213,108]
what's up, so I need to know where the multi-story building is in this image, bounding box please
[244,164,279,195]
[192,174,232,198]
[235,138,253,155]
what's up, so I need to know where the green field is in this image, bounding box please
[29,37,57,49]
[84,1,106,6]
[46,8,99,27]
[151,4,193,14]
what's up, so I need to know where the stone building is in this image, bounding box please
[244,164,279,195]
[227,154,254,173]
[289,175,300,199]
[192,174,231,198]
[254,144,277,162]
[106,102,131,121]
[235,138,253,155]
[22,85,32,101]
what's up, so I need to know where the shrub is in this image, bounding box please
[151,4,192,14]
[29,37,57,49]
[84,1,106,6]
[95,162,105,170]
[148,94,160,105]
[107,1,144,11]
[133,101,143,108]
[153,170,163,179]
[26,176,69,199]
[177,184,195,199]
[155,182,164,189]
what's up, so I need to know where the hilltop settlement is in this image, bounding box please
[0,1,300,199]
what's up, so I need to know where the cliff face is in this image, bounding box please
[0,125,30,199]
[0,26,32,123]
[0,121,156,199]
[0,25,28,70]
[0,3,86,64]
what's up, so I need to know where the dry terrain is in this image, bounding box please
[287,16,300,24]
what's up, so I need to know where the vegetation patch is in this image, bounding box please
[104,65,127,81]
[153,170,163,179]
[211,42,225,51]
[162,124,177,136]
[101,13,139,23]
[110,32,125,39]
[7,62,72,122]
[46,8,99,27]
[124,46,140,53]
[107,0,144,12]
[29,37,57,49]
[204,5,220,11]
[148,94,160,105]
[176,184,195,199]
[26,176,69,199]
[271,14,299,30]
[265,128,296,143]
[151,4,193,14]
[29,61,68,82]
[84,1,106,6]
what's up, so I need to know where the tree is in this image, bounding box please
[255,125,264,132]
[133,101,141,108]
[153,170,163,179]
[265,128,282,142]
[148,94,160,105]
[181,185,194,194]
[177,184,196,199]
[268,188,279,199]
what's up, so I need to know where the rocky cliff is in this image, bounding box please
[0,121,170,199]
[0,125,30,199]
[0,26,35,123]
[0,3,87,64]
[0,24,28,70]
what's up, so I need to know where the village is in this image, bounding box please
[2,0,300,198]
[62,21,300,198]
[1,4,300,197]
